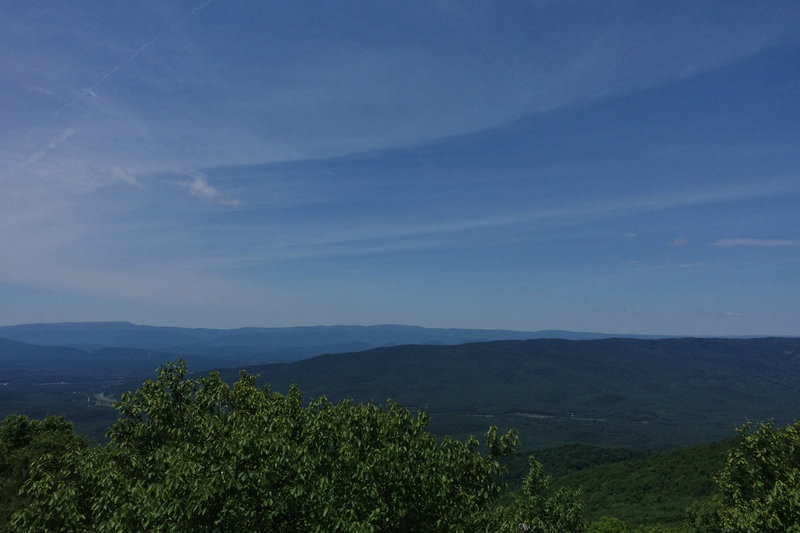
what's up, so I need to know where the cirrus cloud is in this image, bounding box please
[712,238,800,248]
[183,171,239,206]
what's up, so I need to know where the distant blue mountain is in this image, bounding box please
[0,337,176,382]
[0,322,669,360]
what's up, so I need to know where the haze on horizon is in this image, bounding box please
[1,1,798,336]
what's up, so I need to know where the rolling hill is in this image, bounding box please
[2,331,799,450]
[217,337,800,450]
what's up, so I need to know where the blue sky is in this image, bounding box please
[1,1,799,335]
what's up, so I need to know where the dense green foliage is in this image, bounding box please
[687,421,800,532]
[504,444,649,484]
[554,438,732,528]
[0,414,87,526]
[8,362,582,532]
[585,516,631,532]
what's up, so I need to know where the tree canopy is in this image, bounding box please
[708,420,800,532]
[0,414,87,525]
[9,361,582,532]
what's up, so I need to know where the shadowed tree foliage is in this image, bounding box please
[9,361,582,532]
[0,414,88,525]
[585,516,630,532]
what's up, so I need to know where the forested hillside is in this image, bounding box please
[3,336,799,449]
[555,438,734,528]
[220,337,800,450]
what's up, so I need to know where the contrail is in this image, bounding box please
[11,0,216,168]
[62,0,216,117]
[18,127,76,169]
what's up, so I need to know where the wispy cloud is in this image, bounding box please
[284,182,796,254]
[182,171,239,206]
[110,166,143,188]
[19,127,76,168]
[712,238,800,248]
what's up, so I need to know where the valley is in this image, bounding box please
[2,324,799,530]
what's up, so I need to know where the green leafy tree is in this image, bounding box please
[0,414,87,526]
[11,361,581,532]
[504,456,584,532]
[693,420,800,532]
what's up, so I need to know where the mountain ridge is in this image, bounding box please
[0,321,672,355]
[2,330,799,450]
[213,337,800,449]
